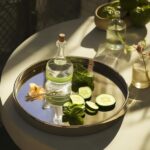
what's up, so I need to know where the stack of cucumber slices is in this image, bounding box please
[65,86,116,113]
[63,86,116,125]
[84,93,116,115]
[85,101,99,115]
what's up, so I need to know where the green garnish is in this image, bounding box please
[72,63,94,92]
[63,103,85,125]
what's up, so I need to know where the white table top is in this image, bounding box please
[1,17,150,150]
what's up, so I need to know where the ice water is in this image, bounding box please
[45,58,73,106]
[106,19,126,51]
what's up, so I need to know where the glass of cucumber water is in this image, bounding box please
[106,18,126,51]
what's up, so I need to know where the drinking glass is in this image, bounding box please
[106,18,126,51]
[132,54,150,89]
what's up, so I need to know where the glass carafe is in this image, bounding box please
[44,33,73,124]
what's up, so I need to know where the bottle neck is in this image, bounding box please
[56,40,66,59]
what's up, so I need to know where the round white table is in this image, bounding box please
[1,17,150,150]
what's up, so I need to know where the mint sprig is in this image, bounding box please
[63,103,85,125]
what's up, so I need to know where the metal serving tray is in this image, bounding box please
[13,57,128,136]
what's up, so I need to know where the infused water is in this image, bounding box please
[106,19,126,51]
[45,58,73,106]
[132,62,150,89]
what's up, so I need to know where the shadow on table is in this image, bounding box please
[80,26,147,74]
[140,132,150,150]
[129,85,150,111]
[0,125,19,150]
[2,94,125,150]
[126,85,150,126]
[81,27,106,52]
[81,25,147,52]
[126,26,147,45]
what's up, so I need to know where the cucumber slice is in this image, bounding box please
[85,101,99,111]
[70,94,85,105]
[85,108,98,115]
[78,86,92,101]
[96,94,116,111]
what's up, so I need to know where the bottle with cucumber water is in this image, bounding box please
[45,33,73,106]
[44,33,73,124]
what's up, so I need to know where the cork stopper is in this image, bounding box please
[58,33,66,42]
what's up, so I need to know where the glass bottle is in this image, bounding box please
[44,33,73,124]
[132,53,150,89]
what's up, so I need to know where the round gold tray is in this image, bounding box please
[13,57,128,136]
